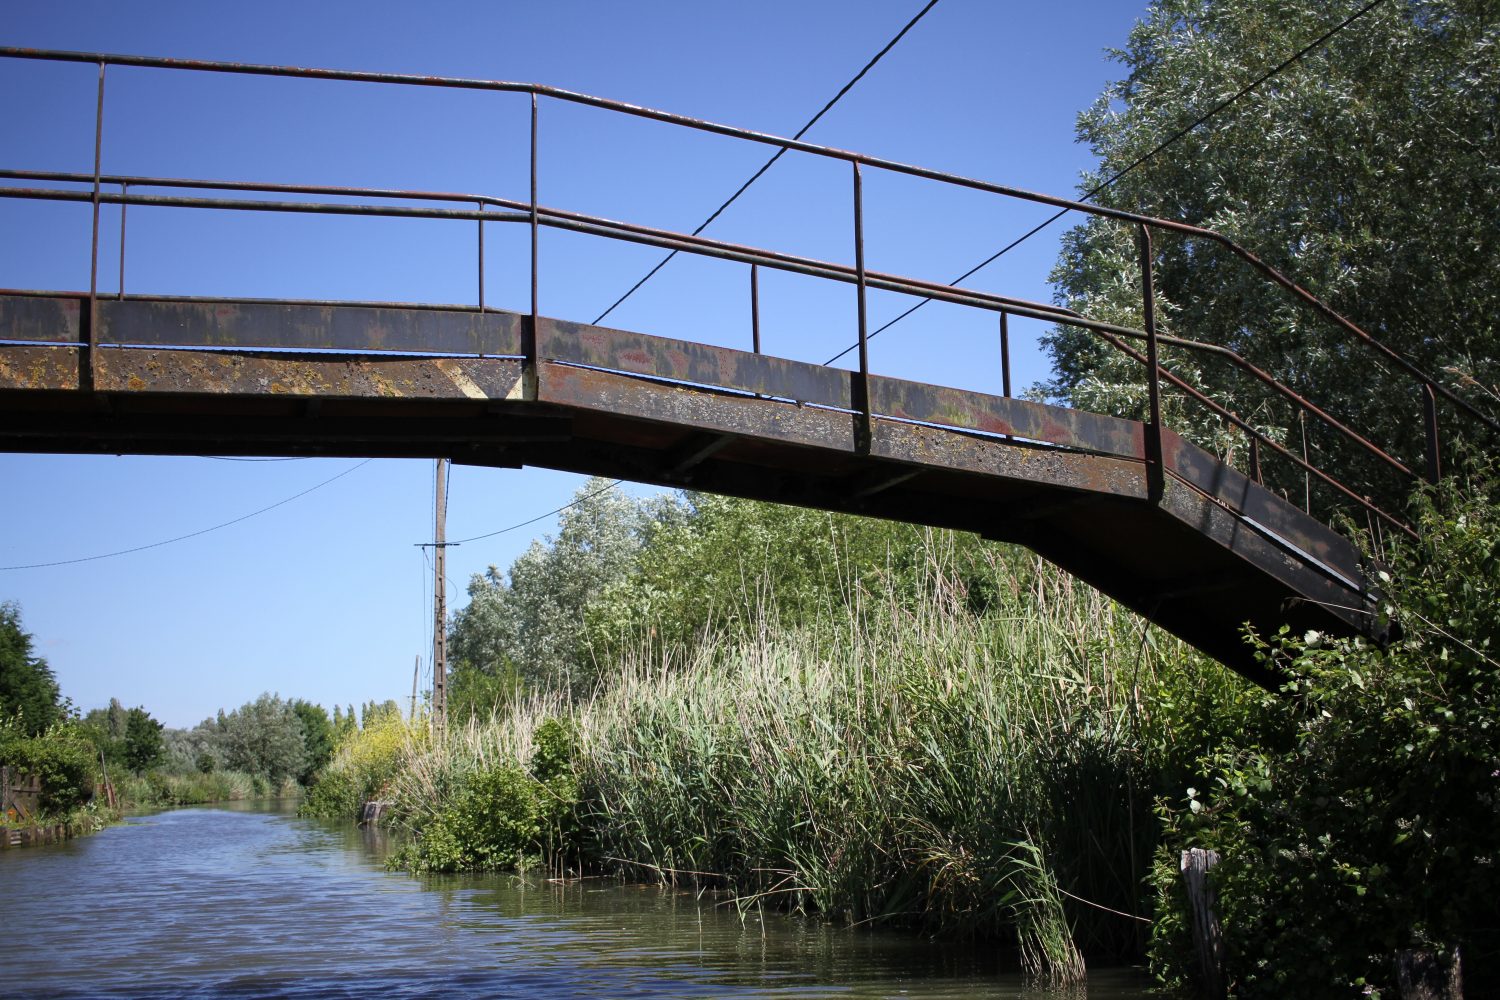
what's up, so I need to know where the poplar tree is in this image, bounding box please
[1045,0,1499,513]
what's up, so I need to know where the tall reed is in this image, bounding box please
[376,547,1254,982]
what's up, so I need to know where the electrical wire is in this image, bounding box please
[591,0,942,326]
[449,479,623,545]
[0,458,372,570]
[197,455,314,462]
[822,0,1391,366]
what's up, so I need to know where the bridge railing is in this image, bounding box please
[0,47,1489,541]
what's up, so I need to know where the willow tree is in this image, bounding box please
[1045,0,1499,516]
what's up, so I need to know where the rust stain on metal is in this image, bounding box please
[0,344,80,389]
[95,298,522,355]
[0,294,82,344]
[869,374,1146,460]
[540,318,852,408]
[537,361,856,453]
[871,418,1149,500]
[1161,428,1361,582]
[92,349,525,399]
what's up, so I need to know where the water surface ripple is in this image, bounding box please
[0,804,1151,998]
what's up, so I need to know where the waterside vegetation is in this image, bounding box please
[1,606,358,828]
[305,466,1500,996]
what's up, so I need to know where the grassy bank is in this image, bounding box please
[114,769,300,809]
[310,552,1256,980]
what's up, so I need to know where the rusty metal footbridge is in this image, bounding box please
[2,49,1488,686]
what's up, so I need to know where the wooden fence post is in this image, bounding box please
[1398,948,1463,1000]
[1182,847,1225,999]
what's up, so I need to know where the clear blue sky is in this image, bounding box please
[1,0,1149,728]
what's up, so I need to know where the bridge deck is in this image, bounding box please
[0,290,1380,686]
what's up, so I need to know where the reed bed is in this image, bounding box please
[366,550,1252,982]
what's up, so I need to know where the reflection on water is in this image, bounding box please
[0,804,1152,998]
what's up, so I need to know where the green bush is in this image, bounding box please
[1151,471,1500,996]
[299,712,422,820]
[391,716,582,874]
[0,718,97,815]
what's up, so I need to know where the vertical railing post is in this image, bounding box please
[999,310,1012,399]
[1422,384,1442,485]
[117,182,127,300]
[1233,412,1260,484]
[852,162,871,455]
[1137,224,1164,501]
[750,263,761,355]
[86,60,106,388]
[476,200,485,314]
[526,93,539,397]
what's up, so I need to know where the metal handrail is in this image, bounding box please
[0,170,1420,474]
[0,171,1420,536]
[1,46,1487,437]
[0,46,1485,540]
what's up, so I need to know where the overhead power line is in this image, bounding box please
[591,0,943,326]
[449,479,623,546]
[822,0,1391,366]
[0,458,372,570]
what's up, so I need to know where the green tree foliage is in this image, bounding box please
[1152,469,1500,996]
[122,706,164,774]
[211,693,308,787]
[359,699,403,729]
[1045,0,1500,512]
[584,492,975,657]
[331,703,358,744]
[79,698,130,771]
[0,602,64,736]
[0,715,97,815]
[291,700,334,784]
[449,478,663,699]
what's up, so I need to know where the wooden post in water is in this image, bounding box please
[1182,848,1225,999]
[1398,949,1463,1000]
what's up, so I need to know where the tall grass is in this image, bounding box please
[359,547,1256,982]
[115,768,290,808]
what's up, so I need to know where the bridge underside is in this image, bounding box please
[0,291,1381,686]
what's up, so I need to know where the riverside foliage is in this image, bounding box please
[314,483,1264,981]
[325,471,1500,991]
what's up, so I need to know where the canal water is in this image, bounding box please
[0,803,1154,998]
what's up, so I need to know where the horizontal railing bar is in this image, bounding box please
[1095,327,1418,538]
[0,185,529,223]
[0,177,1418,490]
[1,46,1491,433]
[1,168,1087,321]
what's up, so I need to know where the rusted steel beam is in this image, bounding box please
[1153,480,1376,631]
[983,489,1110,526]
[846,465,923,500]
[663,432,738,478]
[536,361,858,453]
[538,319,852,409]
[92,298,522,356]
[92,349,527,400]
[0,344,81,390]
[1161,429,1363,584]
[0,292,82,344]
[871,418,1150,501]
[869,374,1145,460]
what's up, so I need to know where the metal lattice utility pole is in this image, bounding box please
[431,458,449,732]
